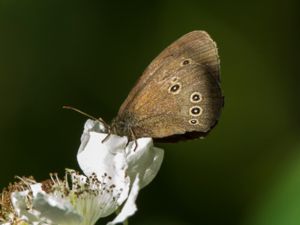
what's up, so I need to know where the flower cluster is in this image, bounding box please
[0,120,164,225]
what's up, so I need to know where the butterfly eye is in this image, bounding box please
[189,119,199,125]
[190,92,202,103]
[169,83,181,94]
[182,59,190,66]
[189,106,202,116]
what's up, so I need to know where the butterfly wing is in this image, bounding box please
[115,30,223,140]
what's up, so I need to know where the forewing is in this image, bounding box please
[118,30,220,114]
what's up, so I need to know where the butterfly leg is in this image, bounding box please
[130,128,138,151]
[124,139,137,152]
[101,122,115,143]
[101,132,111,143]
[133,139,138,151]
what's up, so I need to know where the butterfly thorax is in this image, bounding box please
[111,112,137,140]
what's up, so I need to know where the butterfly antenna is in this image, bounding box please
[62,105,110,129]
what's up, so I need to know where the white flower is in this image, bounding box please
[0,119,164,225]
[77,119,164,224]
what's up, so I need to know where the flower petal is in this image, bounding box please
[11,190,40,223]
[11,184,82,225]
[32,192,82,225]
[32,183,82,225]
[78,120,164,189]
[125,138,164,188]
[107,175,140,225]
[77,130,130,206]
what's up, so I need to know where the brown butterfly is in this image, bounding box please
[66,30,223,142]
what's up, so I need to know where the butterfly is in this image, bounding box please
[65,31,223,142]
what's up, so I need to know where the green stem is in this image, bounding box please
[123,219,129,225]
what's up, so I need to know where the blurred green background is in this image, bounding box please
[0,0,299,224]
